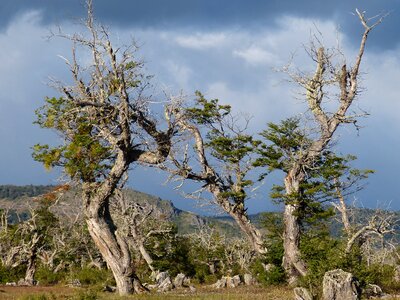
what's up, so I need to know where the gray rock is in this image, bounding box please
[157,277,173,292]
[322,269,360,300]
[294,287,312,300]
[212,277,227,289]
[262,263,275,272]
[156,271,170,285]
[363,284,383,298]
[174,273,186,287]
[243,273,256,286]
[103,285,116,293]
[395,265,400,283]
[67,279,82,287]
[228,275,241,288]
[189,285,196,292]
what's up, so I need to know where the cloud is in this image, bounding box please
[0,9,398,211]
[233,46,277,66]
[174,32,228,50]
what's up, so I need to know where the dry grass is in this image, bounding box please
[0,285,292,300]
[2,285,399,300]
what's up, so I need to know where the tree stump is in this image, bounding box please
[322,269,360,300]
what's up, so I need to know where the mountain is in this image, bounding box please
[0,185,241,236]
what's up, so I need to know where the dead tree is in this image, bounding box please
[257,10,385,284]
[33,1,179,295]
[111,190,173,273]
[281,11,385,283]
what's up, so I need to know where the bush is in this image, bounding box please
[250,259,285,286]
[36,266,66,285]
[69,267,113,286]
[0,263,25,283]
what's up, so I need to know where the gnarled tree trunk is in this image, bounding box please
[24,250,37,286]
[86,210,146,295]
[282,173,307,285]
[230,210,266,255]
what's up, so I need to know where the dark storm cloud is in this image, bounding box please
[0,0,398,50]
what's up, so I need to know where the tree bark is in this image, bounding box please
[282,173,307,285]
[86,215,147,294]
[230,210,266,255]
[24,251,37,285]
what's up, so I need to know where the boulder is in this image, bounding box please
[227,275,241,288]
[322,269,360,300]
[174,273,186,288]
[212,277,227,289]
[157,277,173,292]
[243,273,256,286]
[394,265,400,283]
[189,285,196,292]
[363,284,383,298]
[294,287,312,300]
[156,271,170,285]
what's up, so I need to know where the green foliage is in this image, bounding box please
[33,98,112,181]
[298,222,400,297]
[70,267,113,286]
[35,267,66,285]
[0,262,25,283]
[185,92,260,210]
[150,233,195,278]
[186,91,231,125]
[251,259,286,286]
[252,212,286,286]
[255,117,310,174]
[256,117,373,225]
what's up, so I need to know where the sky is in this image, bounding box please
[0,0,399,214]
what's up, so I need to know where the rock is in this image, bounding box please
[156,271,170,285]
[189,285,196,292]
[294,287,312,300]
[174,273,186,287]
[262,263,275,272]
[145,284,158,290]
[243,273,256,286]
[17,279,36,286]
[394,265,400,283]
[157,277,173,292]
[227,275,241,288]
[67,279,82,287]
[212,277,227,289]
[5,282,16,286]
[103,285,116,293]
[363,284,383,298]
[322,269,360,300]
[183,277,191,287]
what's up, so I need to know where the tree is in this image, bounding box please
[33,1,179,294]
[255,10,385,284]
[164,92,267,255]
[0,195,59,285]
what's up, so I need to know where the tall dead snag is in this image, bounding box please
[256,10,385,284]
[164,92,267,255]
[33,1,178,295]
[110,190,174,274]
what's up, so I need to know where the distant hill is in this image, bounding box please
[0,185,397,239]
[0,185,53,199]
[0,185,241,236]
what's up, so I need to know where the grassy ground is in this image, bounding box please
[2,285,400,300]
[0,285,293,300]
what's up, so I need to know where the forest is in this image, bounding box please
[0,1,399,299]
